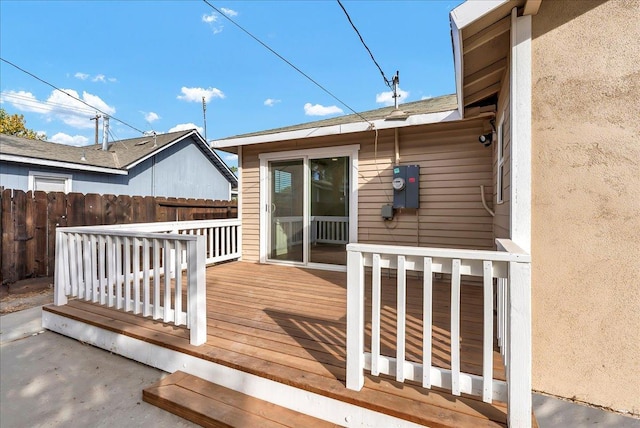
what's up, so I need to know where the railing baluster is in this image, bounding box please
[98,235,106,305]
[143,238,151,317]
[91,235,99,303]
[396,255,407,383]
[371,253,381,376]
[423,257,433,388]
[163,240,172,321]
[451,258,461,396]
[346,249,365,391]
[82,234,91,300]
[133,237,141,314]
[107,236,116,307]
[482,260,494,403]
[115,236,123,309]
[69,234,78,297]
[124,237,132,312]
[153,239,161,319]
[175,240,183,325]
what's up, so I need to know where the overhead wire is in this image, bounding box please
[1,92,103,116]
[0,57,145,135]
[201,0,374,127]
[336,0,393,89]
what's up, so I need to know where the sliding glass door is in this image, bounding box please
[269,159,304,262]
[265,152,353,268]
[309,156,349,265]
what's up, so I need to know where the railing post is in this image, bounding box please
[346,247,365,391]
[188,235,207,346]
[507,261,532,427]
[54,230,68,306]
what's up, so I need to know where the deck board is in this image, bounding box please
[44,261,511,427]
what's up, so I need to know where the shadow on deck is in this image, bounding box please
[44,261,511,427]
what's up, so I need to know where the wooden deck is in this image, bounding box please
[44,261,511,427]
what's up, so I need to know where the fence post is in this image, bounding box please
[346,246,365,391]
[188,235,207,346]
[53,230,68,306]
[507,261,532,427]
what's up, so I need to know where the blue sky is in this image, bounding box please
[1,0,462,168]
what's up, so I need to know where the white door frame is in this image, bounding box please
[259,144,359,271]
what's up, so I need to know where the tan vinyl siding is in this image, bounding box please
[240,118,495,261]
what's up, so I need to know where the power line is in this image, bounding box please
[0,57,145,135]
[201,0,373,126]
[1,92,102,115]
[336,0,393,89]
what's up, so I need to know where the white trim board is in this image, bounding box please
[42,310,424,428]
[1,154,128,175]
[213,110,460,148]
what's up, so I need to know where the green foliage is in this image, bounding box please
[0,108,47,140]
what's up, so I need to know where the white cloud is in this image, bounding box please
[202,12,217,23]
[92,74,106,83]
[202,12,223,34]
[108,77,117,83]
[303,103,343,116]
[144,111,160,123]
[264,98,281,107]
[421,95,433,100]
[220,7,238,17]
[1,88,116,130]
[50,132,90,147]
[177,86,225,102]
[74,72,89,80]
[224,153,238,162]
[0,90,50,113]
[376,88,410,106]
[168,123,204,134]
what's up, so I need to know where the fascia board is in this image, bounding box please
[0,154,128,175]
[212,109,461,149]
[450,0,509,29]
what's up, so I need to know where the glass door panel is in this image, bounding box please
[269,159,304,262]
[309,156,349,265]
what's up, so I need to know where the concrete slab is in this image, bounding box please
[533,393,640,428]
[0,307,195,427]
[3,306,638,427]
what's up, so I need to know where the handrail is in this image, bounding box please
[53,219,241,346]
[346,240,531,425]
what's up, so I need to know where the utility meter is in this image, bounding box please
[392,177,406,191]
[392,165,420,209]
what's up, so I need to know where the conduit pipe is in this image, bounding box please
[394,128,400,166]
[480,185,495,217]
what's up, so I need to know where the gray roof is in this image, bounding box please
[220,94,458,140]
[0,130,237,186]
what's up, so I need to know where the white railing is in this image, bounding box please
[346,239,531,427]
[274,216,304,246]
[311,216,349,245]
[53,219,241,346]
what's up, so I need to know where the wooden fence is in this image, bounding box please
[0,189,237,284]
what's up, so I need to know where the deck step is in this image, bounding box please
[143,371,341,428]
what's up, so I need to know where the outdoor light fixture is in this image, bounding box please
[479,132,493,147]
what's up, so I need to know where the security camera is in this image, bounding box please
[479,132,493,147]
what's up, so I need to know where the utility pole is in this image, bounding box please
[392,71,400,110]
[102,115,110,151]
[202,96,208,141]
[90,114,101,145]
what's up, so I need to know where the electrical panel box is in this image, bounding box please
[392,165,420,209]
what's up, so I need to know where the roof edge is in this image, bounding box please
[0,154,129,175]
[213,109,461,149]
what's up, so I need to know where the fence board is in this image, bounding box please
[85,193,104,226]
[2,189,14,283]
[34,191,49,276]
[0,189,236,284]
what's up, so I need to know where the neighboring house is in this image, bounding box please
[0,129,237,200]
[212,0,639,418]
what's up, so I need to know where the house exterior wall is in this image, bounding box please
[0,137,231,200]
[531,0,640,414]
[240,118,495,262]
